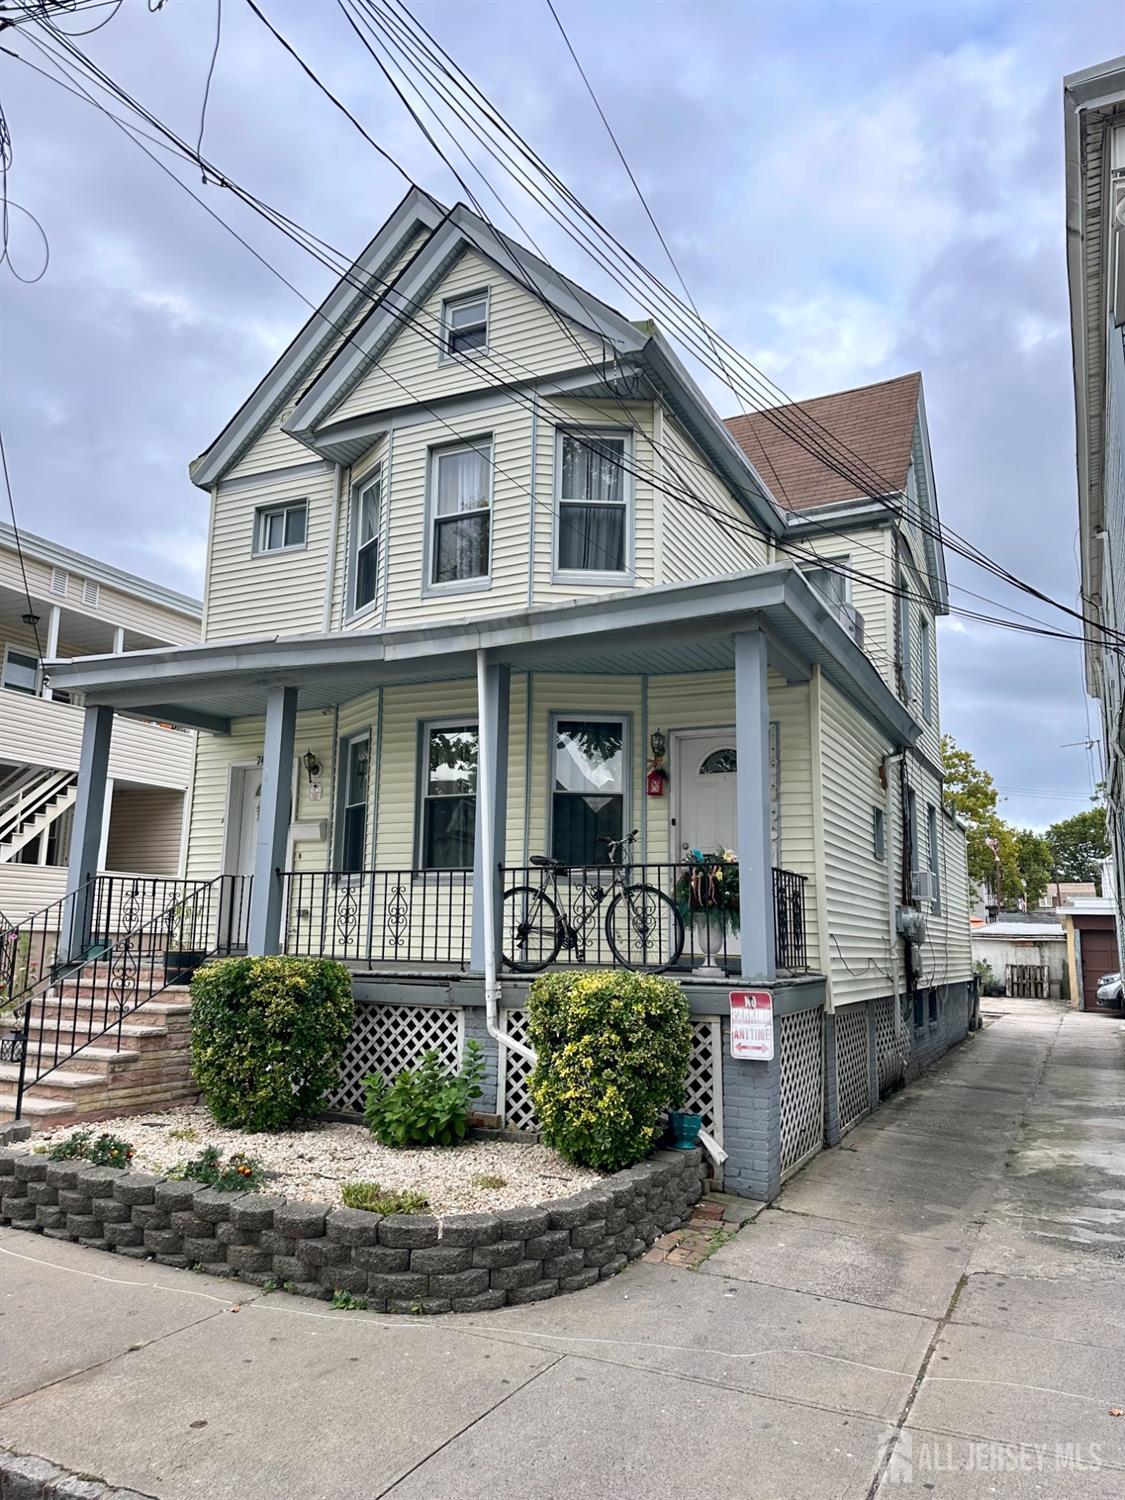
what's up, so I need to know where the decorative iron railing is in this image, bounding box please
[4,874,253,1118]
[280,868,474,969]
[773,867,808,973]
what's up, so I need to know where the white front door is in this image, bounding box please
[671,727,781,864]
[229,767,262,878]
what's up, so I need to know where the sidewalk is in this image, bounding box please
[2,996,1124,1499]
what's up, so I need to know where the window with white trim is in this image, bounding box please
[873,806,886,860]
[337,733,370,874]
[556,429,629,575]
[256,500,307,554]
[898,573,912,698]
[804,558,852,611]
[352,469,382,614]
[552,717,625,866]
[442,291,488,358]
[419,723,478,869]
[429,441,492,587]
[1,646,38,695]
[920,615,933,722]
[927,803,941,914]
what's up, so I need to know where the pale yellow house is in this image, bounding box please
[40,190,972,1193]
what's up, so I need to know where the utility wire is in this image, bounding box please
[0,420,45,663]
[196,0,221,180]
[12,18,1123,664]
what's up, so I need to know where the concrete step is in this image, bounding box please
[0,1092,74,1123]
[28,1018,171,1044]
[0,1063,106,1100]
[31,996,190,1026]
[54,1047,142,1071]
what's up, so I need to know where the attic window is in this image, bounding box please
[443,292,488,358]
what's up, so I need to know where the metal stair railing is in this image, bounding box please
[6,873,252,1118]
[0,769,77,853]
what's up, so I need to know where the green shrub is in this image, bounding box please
[363,1041,484,1148]
[340,1181,430,1214]
[527,969,692,1172]
[173,1145,263,1192]
[190,956,354,1132]
[46,1129,134,1169]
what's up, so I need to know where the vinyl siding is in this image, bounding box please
[794,523,894,690]
[817,676,895,1005]
[659,414,767,582]
[105,786,185,876]
[0,686,193,788]
[203,466,337,641]
[327,249,604,425]
[225,229,430,481]
[895,752,972,988]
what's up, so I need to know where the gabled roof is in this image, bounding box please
[722,373,921,511]
[189,188,447,489]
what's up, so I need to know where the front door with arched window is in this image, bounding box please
[670,727,780,867]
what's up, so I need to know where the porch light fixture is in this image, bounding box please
[650,728,667,762]
[302,749,322,782]
[20,611,40,628]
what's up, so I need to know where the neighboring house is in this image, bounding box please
[1035,881,1097,910]
[970,913,1069,999]
[1064,57,1125,964]
[38,189,973,1193]
[0,523,199,923]
[1058,893,1122,1013]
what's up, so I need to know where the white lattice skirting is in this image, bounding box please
[874,995,906,1097]
[327,1002,464,1115]
[779,1006,824,1179]
[835,1003,871,1134]
[497,1010,725,1143]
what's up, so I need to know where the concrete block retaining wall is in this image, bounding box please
[0,1129,704,1315]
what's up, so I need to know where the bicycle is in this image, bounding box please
[501,830,685,973]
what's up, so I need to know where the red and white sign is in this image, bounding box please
[729,990,774,1061]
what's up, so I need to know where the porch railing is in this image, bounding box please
[280,869,474,969]
[773,867,808,972]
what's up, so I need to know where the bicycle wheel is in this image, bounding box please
[501,885,565,972]
[605,885,685,972]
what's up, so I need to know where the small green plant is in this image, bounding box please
[168,1126,199,1143]
[340,1181,430,1214]
[330,1289,368,1311]
[175,1145,263,1192]
[260,1279,279,1294]
[471,1173,507,1191]
[527,969,692,1172]
[190,956,354,1132]
[363,1041,484,1148]
[282,1281,298,1295]
[46,1129,134,1169]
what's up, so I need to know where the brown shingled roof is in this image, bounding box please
[723,372,921,512]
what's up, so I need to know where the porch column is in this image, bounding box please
[247,684,297,956]
[471,659,511,972]
[41,605,60,700]
[64,703,114,961]
[734,627,776,982]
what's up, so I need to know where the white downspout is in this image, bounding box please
[477,649,535,1064]
[884,752,905,1063]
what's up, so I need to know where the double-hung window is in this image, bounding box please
[556,430,629,576]
[420,723,478,869]
[2,647,38,695]
[338,734,370,875]
[551,717,625,866]
[430,441,492,587]
[256,500,307,554]
[443,292,488,358]
[919,615,933,722]
[927,804,941,914]
[352,469,382,614]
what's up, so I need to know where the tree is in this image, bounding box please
[941,734,999,824]
[1045,808,1110,891]
[1014,828,1053,908]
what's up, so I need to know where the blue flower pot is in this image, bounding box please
[668,1110,702,1150]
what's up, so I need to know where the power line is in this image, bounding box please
[0,419,45,663]
[12,19,1124,665]
[196,0,221,180]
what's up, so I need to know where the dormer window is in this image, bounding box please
[443,291,488,358]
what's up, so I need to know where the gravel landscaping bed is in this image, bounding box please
[28,1106,601,1214]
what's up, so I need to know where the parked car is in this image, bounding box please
[1096,972,1123,1004]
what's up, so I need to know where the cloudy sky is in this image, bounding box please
[2,0,1120,830]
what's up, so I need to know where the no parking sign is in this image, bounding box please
[729,990,774,1060]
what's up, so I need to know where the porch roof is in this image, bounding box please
[45,564,920,747]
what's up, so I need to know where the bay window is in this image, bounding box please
[551,717,625,866]
[556,429,629,576]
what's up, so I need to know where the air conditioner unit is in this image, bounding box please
[838,602,865,650]
[911,869,934,905]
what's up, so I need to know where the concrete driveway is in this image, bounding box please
[2,996,1124,1499]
